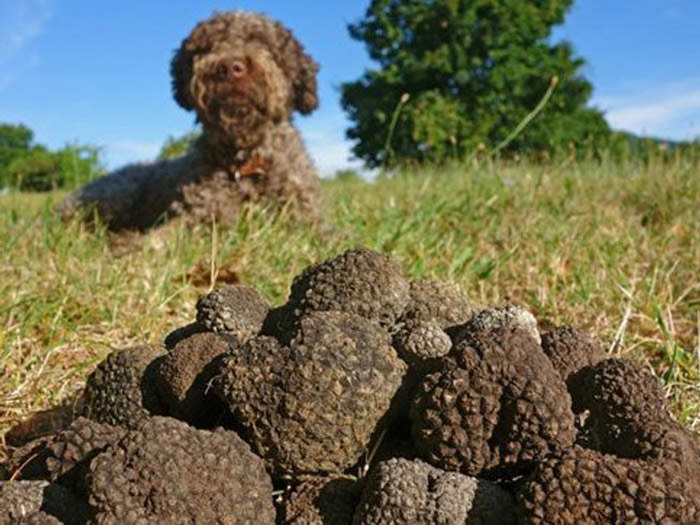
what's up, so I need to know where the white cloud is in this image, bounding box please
[606,91,700,130]
[0,0,53,61]
[0,0,53,90]
[596,80,700,140]
[305,131,364,176]
[298,112,366,177]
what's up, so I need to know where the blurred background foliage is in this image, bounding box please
[0,123,103,192]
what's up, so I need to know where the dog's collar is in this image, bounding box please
[197,140,270,181]
[233,154,270,181]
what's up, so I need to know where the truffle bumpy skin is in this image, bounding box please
[87,416,275,524]
[154,332,231,425]
[450,303,541,345]
[399,280,474,329]
[353,458,516,525]
[286,248,411,331]
[540,325,606,391]
[517,446,700,524]
[411,326,576,481]
[0,480,89,525]
[5,417,125,496]
[392,280,474,368]
[572,357,700,472]
[195,284,269,341]
[279,476,362,525]
[82,345,167,429]
[213,310,407,477]
[59,10,321,231]
[163,321,207,350]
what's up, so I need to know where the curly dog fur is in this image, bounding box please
[61,11,321,231]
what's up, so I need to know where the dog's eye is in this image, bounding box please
[215,64,229,81]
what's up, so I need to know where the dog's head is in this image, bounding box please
[171,11,319,149]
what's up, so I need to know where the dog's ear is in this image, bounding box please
[170,42,195,111]
[171,19,220,111]
[274,22,320,115]
[293,52,320,115]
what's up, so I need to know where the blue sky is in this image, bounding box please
[1,1,699,174]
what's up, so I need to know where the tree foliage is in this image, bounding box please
[157,129,201,160]
[0,123,102,191]
[0,123,34,177]
[341,0,610,167]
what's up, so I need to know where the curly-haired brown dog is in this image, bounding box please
[61,11,321,231]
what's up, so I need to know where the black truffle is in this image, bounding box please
[213,311,407,477]
[53,419,126,495]
[0,480,89,524]
[411,326,575,480]
[82,345,167,429]
[287,249,410,329]
[540,325,605,391]
[279,476,361,525]
[393,321,452,370]
[392,279,474,370]
[155,332,231,425]
[3,437,54,482]
[196,284,269,341]
[451,303,540,345]
[571,357,700,469]
[11,512,62,525]
[517,446,700,524]
[163,321,207,350]
[4,418,125,492]
[572,357,668,423]
[399,279,474,329]
[86,416,275,524]
[519,357,700,522]
[353,458,516,524]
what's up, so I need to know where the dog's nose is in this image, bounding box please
[230,61,247,78]
[215,61,247,82]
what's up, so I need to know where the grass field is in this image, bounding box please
[1,154,699,459]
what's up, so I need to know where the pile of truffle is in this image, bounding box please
[2,248,699,524]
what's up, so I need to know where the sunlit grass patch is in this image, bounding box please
[1,154,699,457]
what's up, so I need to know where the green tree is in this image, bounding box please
[0,123,34,184]
[341,0,610,167]
[53,143,103,189]
[0,123,102,191]
[5,145,61,191]
[0,123,33,151]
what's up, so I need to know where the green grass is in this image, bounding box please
[1,155,699,458]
